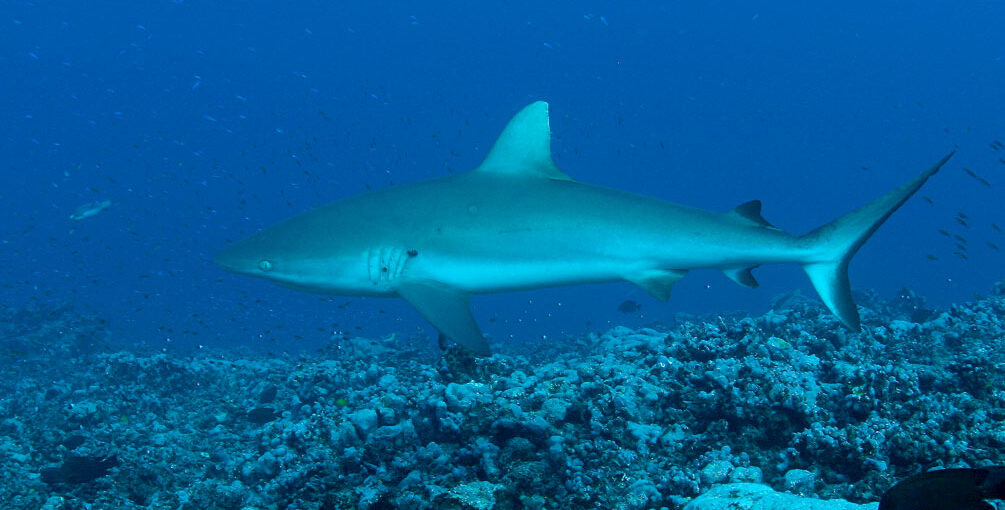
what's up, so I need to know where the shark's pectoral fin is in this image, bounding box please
[397,280,490,356]
[723,266,760,288]
[625,269,688,301]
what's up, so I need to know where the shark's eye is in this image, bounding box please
[258,260,273,272]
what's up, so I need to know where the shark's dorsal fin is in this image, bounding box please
[475,101,574,181]
[725,200,779,230]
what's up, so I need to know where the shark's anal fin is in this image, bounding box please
[397,280,490,356]
[625,269,688,301]
[724,266,760,288]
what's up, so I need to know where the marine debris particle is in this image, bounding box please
[246,406,279,424]
[70,199,112,221]
[40,454,119,485]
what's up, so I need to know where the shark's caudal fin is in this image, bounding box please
[800,152,954,330]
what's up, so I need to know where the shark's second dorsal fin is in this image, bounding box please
[725,200,779,230]
[475,101,574,181]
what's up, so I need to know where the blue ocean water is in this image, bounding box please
[2,0,1003,354]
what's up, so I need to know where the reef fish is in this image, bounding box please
[617,300,642,313]
[70,199,112,221]
[216,102,953,355]
[880,467,1005,510]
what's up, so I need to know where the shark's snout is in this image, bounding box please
[213,243,254,274]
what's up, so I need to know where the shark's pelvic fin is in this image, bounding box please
[396,280,490,355]
[800,151,955,330]
[625,269,688,301]
[475,101,574,181]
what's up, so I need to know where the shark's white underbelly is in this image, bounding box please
[404,254,642,294]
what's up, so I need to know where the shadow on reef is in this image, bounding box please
[40,454,119,485]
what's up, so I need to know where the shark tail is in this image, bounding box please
[799,152,954,330]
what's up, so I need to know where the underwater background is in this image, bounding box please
[2,1,1004,509]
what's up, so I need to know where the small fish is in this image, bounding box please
[993,223,1001,233]
[963,167,978,178]
[921,196,933,204]
[955,217,969,227]
[938,229,951,238]
[70,200,112,221]
[925,253,938,260]
[617,299,642,313]
[954,235,967,243]
[954,251,968,259]
[957,212,968,220]
[988,242,1000,251]
[977,177,992,188]
[879,467,1005,510]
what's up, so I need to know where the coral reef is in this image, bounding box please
[1,284,1004,508]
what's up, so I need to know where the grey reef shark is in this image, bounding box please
[216,102,953,355]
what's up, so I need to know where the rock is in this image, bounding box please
[349,409,379,435]
[445,382,491,413]
[700,460,734,485]
[728,466,763,483]
[40,496,66,510]
[540,398,570,423]
[684,483,878,510]
[449,481,503,510]
[783,468,816,495]
[627,422,662,444]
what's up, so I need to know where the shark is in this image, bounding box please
[215,101,953,355]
